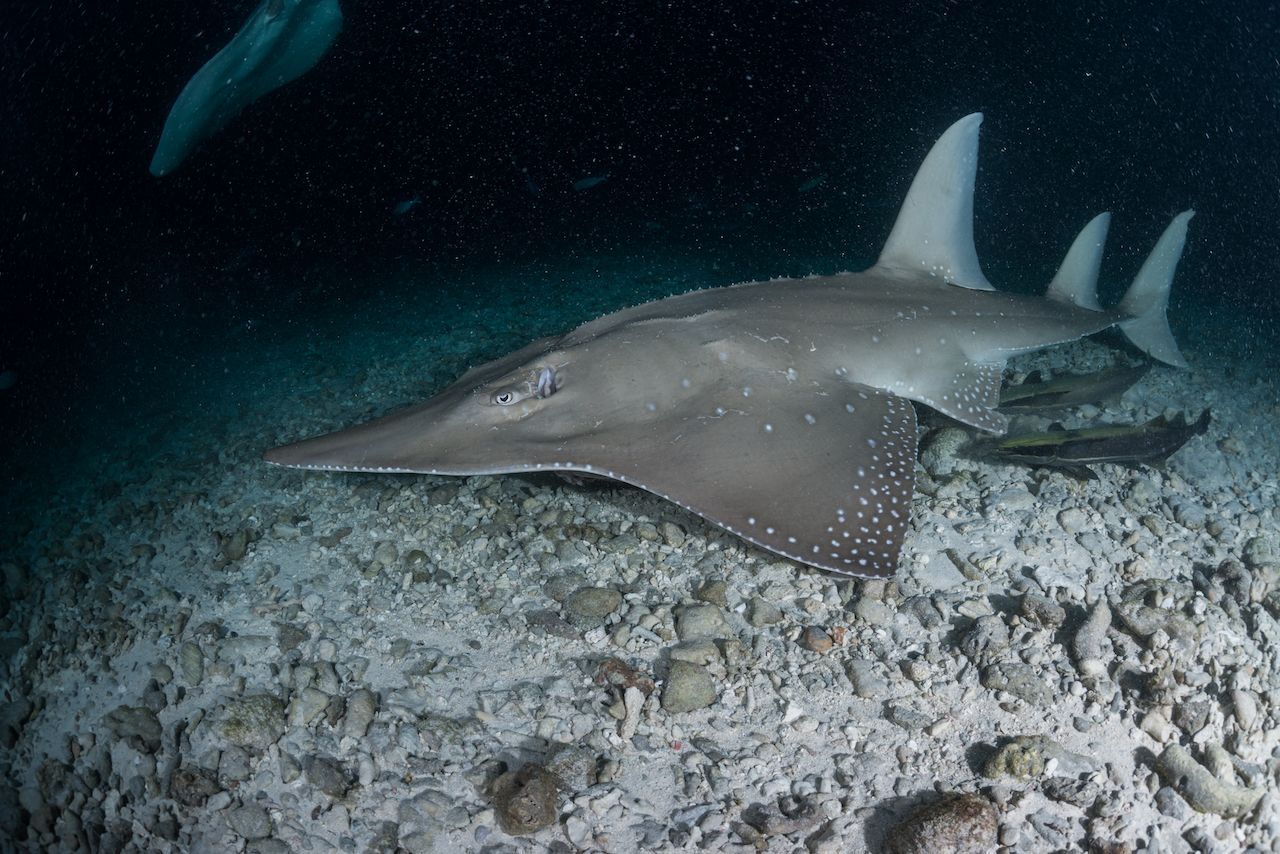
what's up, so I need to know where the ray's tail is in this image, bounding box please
[1117,210,1194,368]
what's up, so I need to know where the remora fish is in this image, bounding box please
[990,410,1211,479]
[265,114,1194,578]
[998,363,1152,413]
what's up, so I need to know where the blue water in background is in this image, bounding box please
[1,0,1277,536]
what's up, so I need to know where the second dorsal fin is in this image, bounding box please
[1046,213,1109,311]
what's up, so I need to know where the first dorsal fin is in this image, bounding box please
[874,113,994,291]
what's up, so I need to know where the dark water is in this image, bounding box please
[2,0,1277,518]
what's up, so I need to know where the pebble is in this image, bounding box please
[400,830,437,854]
[1019,593,1066,628]
[343,688,377,739]
[981,662,1052,706]
[959,615,1009,664]
[800,626,834,653]
[1140,708,1171,742]
[1057,507,1089,534]
[219,745,251,782]
[1230,689,1258,731]
[675,604,730,640]
[741,797,822,836]
[525,608,580,640]
[659,521,686,547]
[747,597,782,627]
[1041,776,1100,809]
[206,791,232,812]
[1155,785,1190,820]
[1072,601,1111,680]
[227,803,272,840]
[491,764,559,835]
[886,702,932,732]
[368,821,400,853]
[102,705,162,753]
[305,755,351,798]
[179,642,204,685]
[220,695,286,750]
[669,639,720,665]
[316,638,339,662]
[694,578,729,607]
[853,597,892,625]
[564,587,623,626]
[372,541,398,566]
[887,791,998,854]
[919,427,970,477]
[170,765,221,806]
[846,659,888,699]
[1241,536,1275,568]
[545,744,595,793]
[565,813,592,846]
[291,687,330,727]
[221,528,250,561]
[1026,808,1071,848]
[620,686,644,740]
[1155,744,1264,818]
[987,487,1035,513]
[1172,498,1207,531]
[1174,696,1212,735]
[276,623,308,653]
[661,661,717,713]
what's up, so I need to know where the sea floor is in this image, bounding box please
[1,252,1278,853]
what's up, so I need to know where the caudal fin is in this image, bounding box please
[1117,211,1194,368]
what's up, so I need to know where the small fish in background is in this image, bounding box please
[988,410,1211,480]
[522,170,542,197]
[0,370,15,392]
[572,174,610,192]
[797,172,828,193]
[149,0,344,176]
[392,195,422,216]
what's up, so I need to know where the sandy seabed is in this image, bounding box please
[2,260,1278,853]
